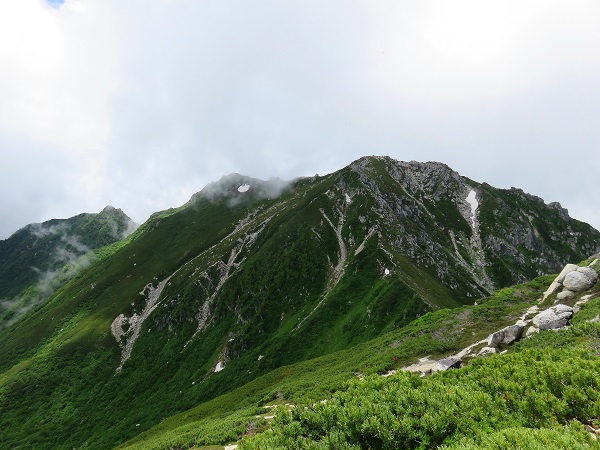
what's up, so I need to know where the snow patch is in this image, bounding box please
[345,193,351,204]
[384,268,390,276]
[215,361,224,372]
[238,184,250,193]
[465,190,478,226]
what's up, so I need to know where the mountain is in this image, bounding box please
[0,206,137,329]
[0,156,598,449]
[123,258,600,450]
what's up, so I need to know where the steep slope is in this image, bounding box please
[0,156,598,449]
[118,259,600,449]
[0,206,136,328]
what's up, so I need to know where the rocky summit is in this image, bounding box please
[0,156,599,449]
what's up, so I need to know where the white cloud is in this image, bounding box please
[1,0,599,238]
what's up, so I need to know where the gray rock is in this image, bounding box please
[532,304,574,330]
[487,324,524,347]
[556,264,579,284]
[542,264,578,300]
[542,281,562,300]
[563,267,598,292]
[433,357,461,372]
[525,326,539,337]
[477,346,499,356]
[556,290,575,301]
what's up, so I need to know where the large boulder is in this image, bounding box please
[532,304,574,330]
[487,324,524,347]
[542,264,578,300]
[556,264,580,284]
[563,267,598,292]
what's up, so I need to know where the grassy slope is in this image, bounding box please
[119,275,559,449]
[0,171,446,449]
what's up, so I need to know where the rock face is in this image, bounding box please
[563,267,599,292]
[532,305,574,330]
[487,325,524,347]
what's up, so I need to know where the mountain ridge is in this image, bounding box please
[0,206,137,329]
[0,155,599,449]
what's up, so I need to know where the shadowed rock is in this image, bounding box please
[487,324,524,347]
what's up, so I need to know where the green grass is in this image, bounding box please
[118,275,554,450]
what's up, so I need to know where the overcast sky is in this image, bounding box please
[1,0,599,239]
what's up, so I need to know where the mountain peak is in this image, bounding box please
[188,173,290,206]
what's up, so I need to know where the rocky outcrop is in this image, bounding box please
[532,304,574,330]
[543,260,599,301]
[487,325,524,347]
[563,267,599,292]
[400,258,597,379]
[434,358,462,372]
[477,346,499,356]
[350,156,600,302]
[542,264,578,300]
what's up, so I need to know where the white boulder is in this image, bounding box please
[542,264,578,300]
[563,267,598,292]
[556,264,580,283]
[532,304,574,330]
[525,326,540,337]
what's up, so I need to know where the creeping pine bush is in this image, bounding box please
[240,348,600,450]
[440,422,599,450]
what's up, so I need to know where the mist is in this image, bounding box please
[0,224,98,329]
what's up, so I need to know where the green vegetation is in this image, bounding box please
[236,294,600,449]
[241,344,600,449]
[1,157,599,449]
[118,276,561,450]
[0,206,135,328]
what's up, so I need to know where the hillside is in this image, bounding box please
[118,258,600,449]
[0,156,599,449]
[0,206,136,329]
